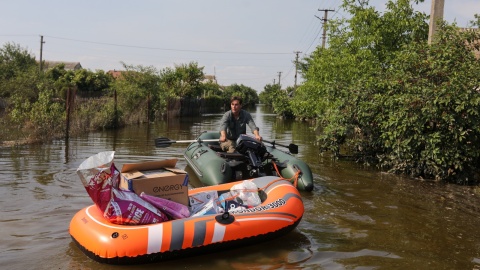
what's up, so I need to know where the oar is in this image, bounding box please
[154,137,218,148]
[263,139,299,154]
[155,136,299,154]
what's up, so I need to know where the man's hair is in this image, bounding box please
[231,96,242,105]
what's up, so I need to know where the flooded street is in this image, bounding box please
[1,105,480,270]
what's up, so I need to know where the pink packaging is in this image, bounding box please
[77,151,168,225]
[104,189,168,224]
[140,192,190,219]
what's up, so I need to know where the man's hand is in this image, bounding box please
[219,131,226,142]
[253,130,262,142]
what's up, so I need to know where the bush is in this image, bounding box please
[18,89,65,141]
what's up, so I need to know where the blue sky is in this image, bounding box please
[1,0,478,92]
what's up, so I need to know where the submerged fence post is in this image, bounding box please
[65,87,70,140]
[114,89,118,128]
[65,87,76,140]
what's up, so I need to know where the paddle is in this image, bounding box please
[262,139,299,154]
[155,136,299,154]
[154,137,218,148]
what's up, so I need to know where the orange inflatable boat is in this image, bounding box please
[69,176,304,264]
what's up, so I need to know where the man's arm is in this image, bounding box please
[219,111,230,142]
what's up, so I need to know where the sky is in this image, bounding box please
[0,0,479,92]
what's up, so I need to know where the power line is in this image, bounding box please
[44,35,292,55]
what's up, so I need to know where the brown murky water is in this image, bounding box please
[1,105,480,270]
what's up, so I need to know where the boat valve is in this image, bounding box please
[215,212,235,225]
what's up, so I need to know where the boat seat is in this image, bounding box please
[208,144,223,152]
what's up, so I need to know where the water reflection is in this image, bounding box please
[1,105,480,269]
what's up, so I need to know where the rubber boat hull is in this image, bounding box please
[184,132,314,191]
[69,176,304,265]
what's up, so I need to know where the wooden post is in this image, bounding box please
[317,9,335,49]
[147,94,150,122]
[65,88,71,139]
[114,89,118,128]
[428,0,445,44]
[39,36,45,73]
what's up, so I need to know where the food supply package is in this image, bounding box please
[189,190,221,217]
[140,192,190,219]
[77,151,168,225]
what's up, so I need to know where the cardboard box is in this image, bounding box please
[119,159,189,206]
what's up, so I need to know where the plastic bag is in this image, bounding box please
[77,151,117,209]
[230,180,261,207]
[77,151,168,225]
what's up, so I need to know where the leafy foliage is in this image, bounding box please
[376,24,480,181]
[0,42,37,81]
[0,42,39,99]
[0,42,258,143]
[159,62,205,98]
[470,14,480,27]
[222,84,259,108]
[294,0,480,182]
[259,84,293,117]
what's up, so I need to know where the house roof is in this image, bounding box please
[43,61,82,70]
[107,70,123,79]
[202,74,217,83]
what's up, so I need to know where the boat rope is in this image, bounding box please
[270,161,301,189]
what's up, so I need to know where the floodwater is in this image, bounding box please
[1,105,480,270]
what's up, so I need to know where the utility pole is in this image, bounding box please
[39,35,45,72]
[277,71,282,87]
[293,51,302,89]
[428,0,445,44]
[317,9,335,48]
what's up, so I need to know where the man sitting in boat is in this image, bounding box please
[219,96,262,153]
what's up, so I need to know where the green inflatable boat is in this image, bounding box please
[182,132,314,192]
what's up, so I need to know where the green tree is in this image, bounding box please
[43,64,74,99]
[259,84,293,117]
[297,0,480,182]
[200,81,222,97]
[259,83,279,106]
[113,63,164,122]
[72,69,112,93]
[160,62,205,98]
[0,43,39,99]
[375,24,480,182]
[223,84,259,108]
[469,14,480,27]
[0,42,37,81]
[294,0,428,119]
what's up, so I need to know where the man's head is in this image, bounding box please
[230,96,242,115]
